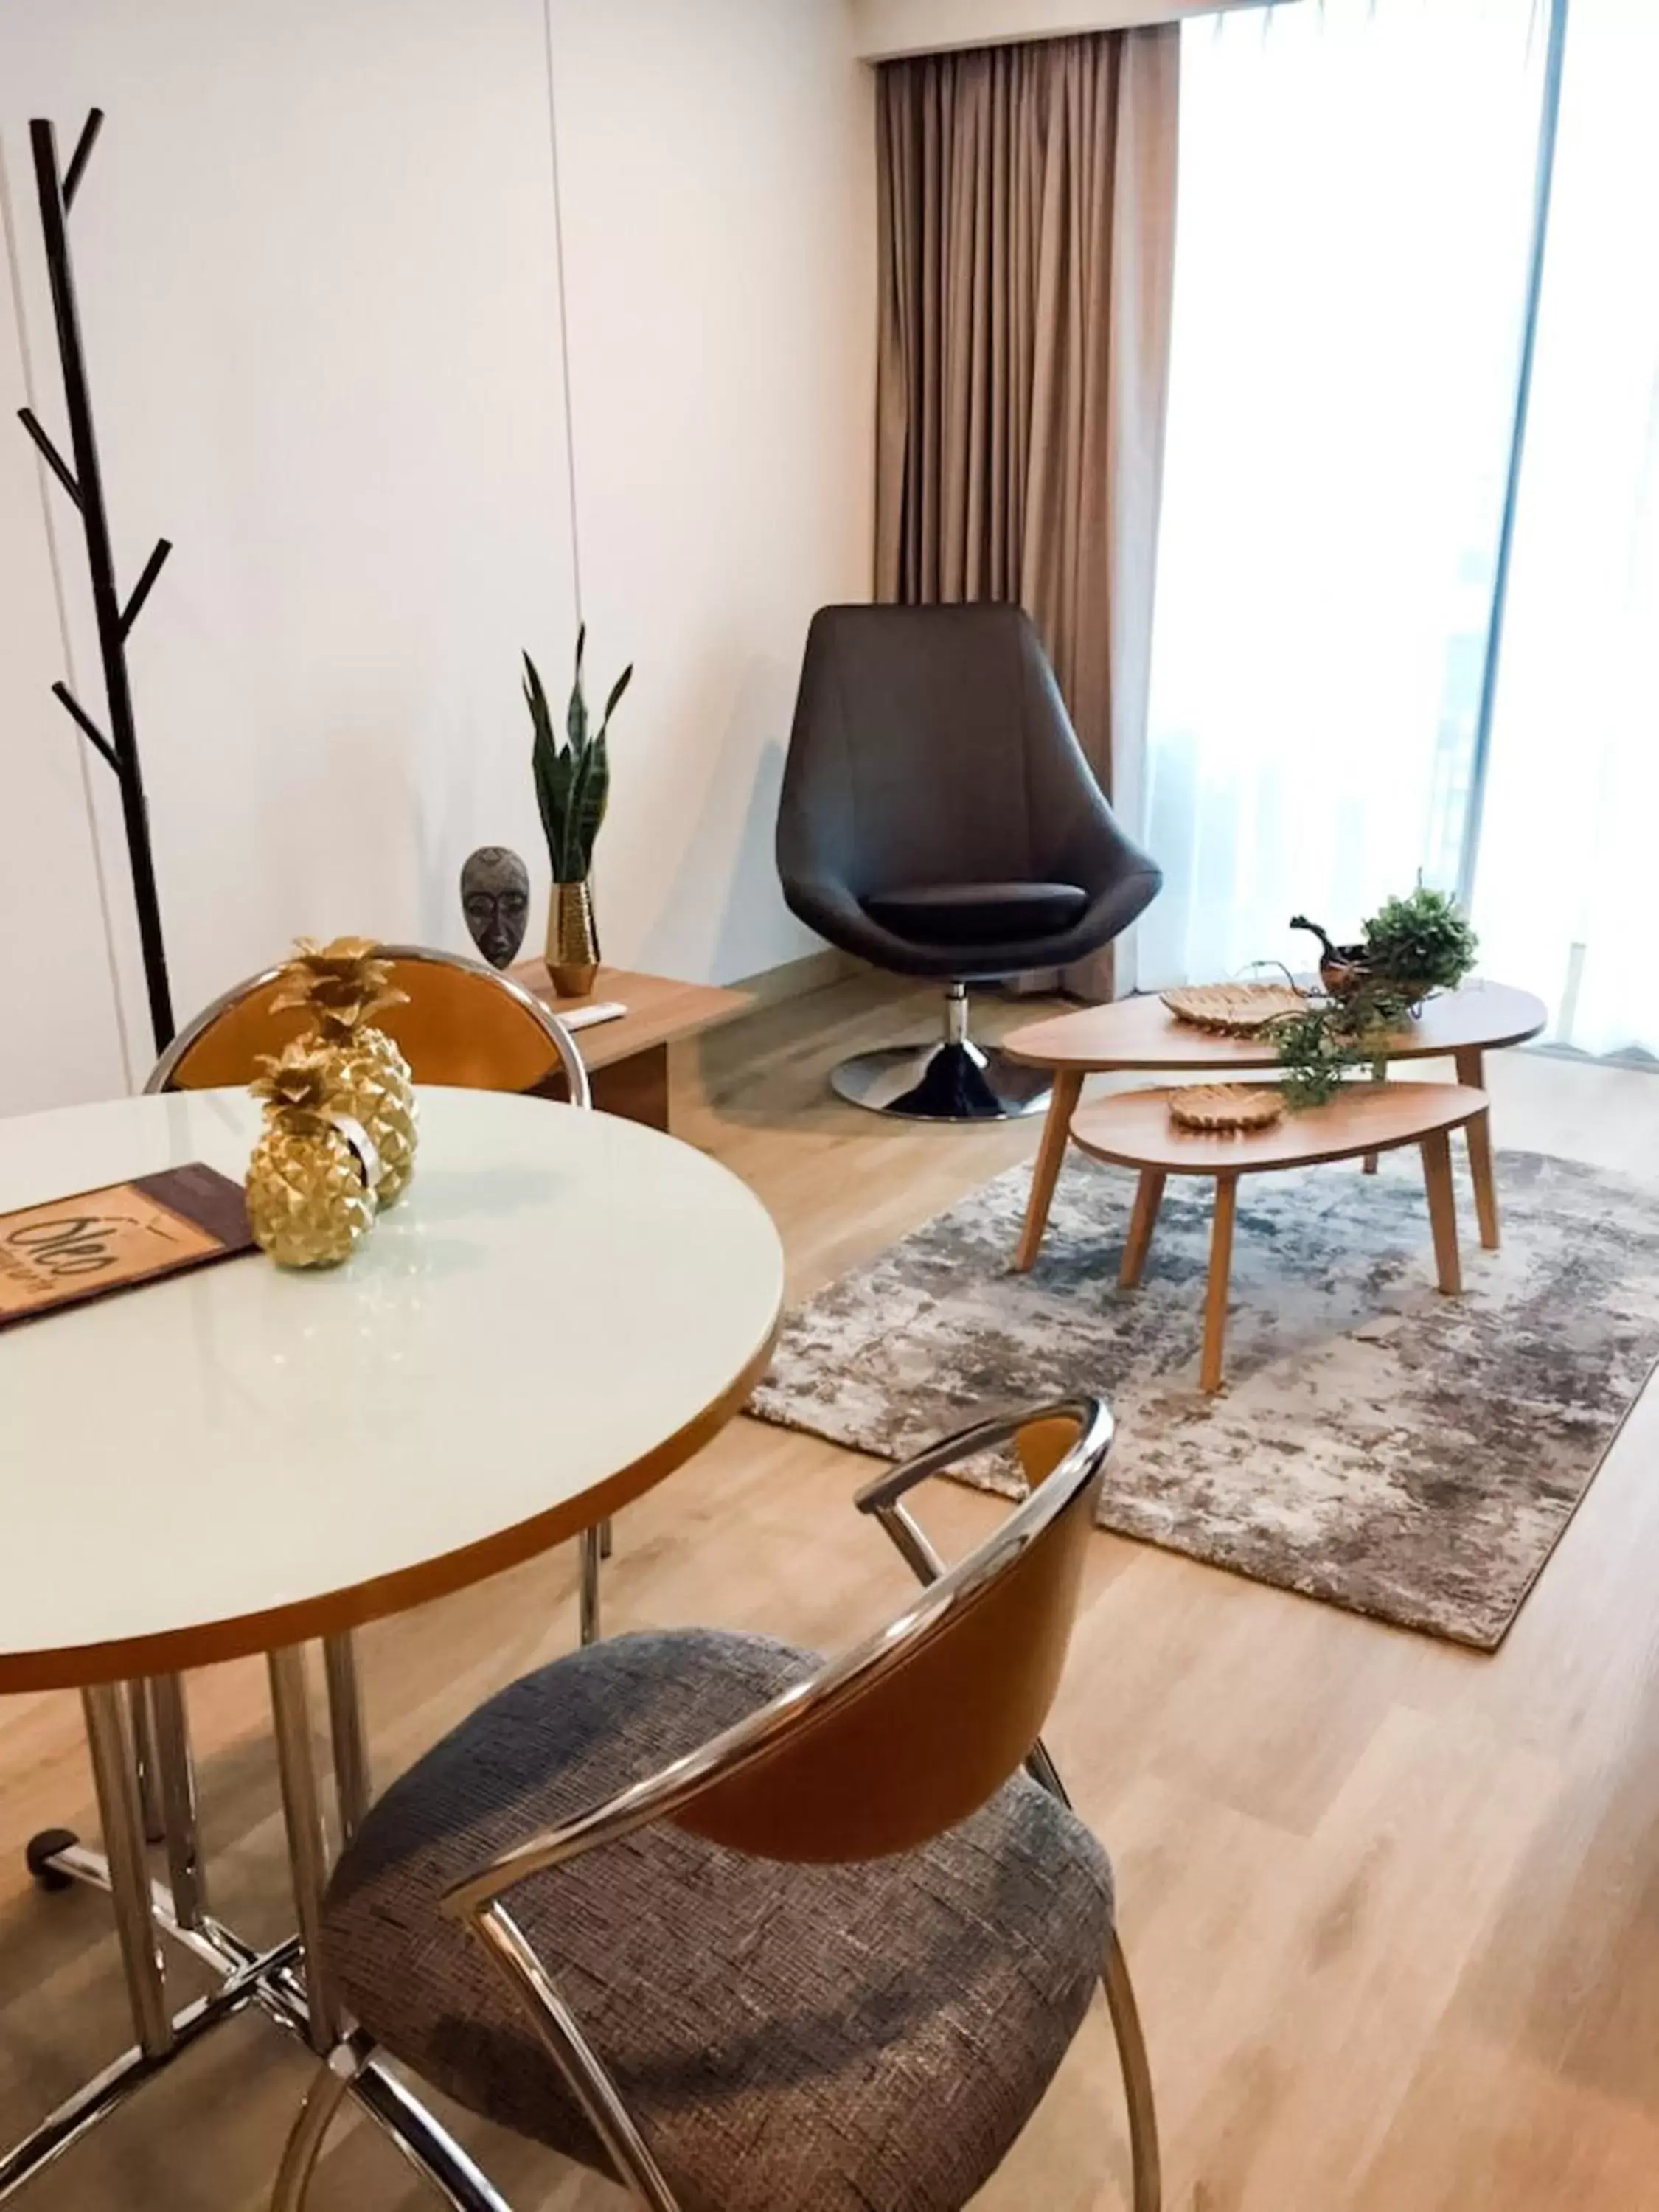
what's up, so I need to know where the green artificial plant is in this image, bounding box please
[1272,982,1422,1109]
[526,626,633,886]
[1360,885,1478,998]
[1271,883,1478,1111]
[1270,1005,1364,1110]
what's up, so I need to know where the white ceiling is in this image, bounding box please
[847,0,1284,62]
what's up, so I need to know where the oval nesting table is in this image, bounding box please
[1070,1080,1487,1394]
[1005,980,1547,1271]
[0,1085,784,2206]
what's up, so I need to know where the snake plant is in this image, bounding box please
[526,626,633,884]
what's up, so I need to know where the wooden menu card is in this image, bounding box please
[0,1164,253,1330]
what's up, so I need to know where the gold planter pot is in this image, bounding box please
[546,878,599,998]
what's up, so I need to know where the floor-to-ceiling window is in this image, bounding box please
[1467,0,1659,1057]
[1142,0,1659,1048]
[1140,0,1547,992]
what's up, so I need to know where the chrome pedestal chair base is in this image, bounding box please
[830,983,1051,1121]
[831,1042,1051,1120]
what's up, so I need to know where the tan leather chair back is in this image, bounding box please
[150,946,571,1096]
[676,1412,1105,1863]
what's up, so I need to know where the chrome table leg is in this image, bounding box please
[579,1524,602,1646]
[126,1680,167,1845]
[80,1683,170,2058]
[268,1646,343,2051]
[147,1672,206,1931]
[322,1631,371,1848]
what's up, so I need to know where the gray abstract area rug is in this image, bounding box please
[750,1149,1659,1647]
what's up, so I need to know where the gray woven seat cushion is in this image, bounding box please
[324,1629,1113,2212]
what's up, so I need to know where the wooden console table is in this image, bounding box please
[510,962,751,1130]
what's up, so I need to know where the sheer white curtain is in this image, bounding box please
[1137,0,1545,991]
[1470,0,1659,1057]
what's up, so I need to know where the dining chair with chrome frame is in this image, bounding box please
[148,940,593,1109]
[129,945,596,1924]
[270,1397,1159,2212]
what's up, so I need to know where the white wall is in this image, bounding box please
[849,0,1276,60]
[0,0,874,1112]
[549,0,875,984]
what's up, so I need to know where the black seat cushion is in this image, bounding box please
[777,603,1162,979]
[324,1630,1113,2212]
[863,880,1089,947]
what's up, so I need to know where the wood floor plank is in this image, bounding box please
[4,972,1659,2208]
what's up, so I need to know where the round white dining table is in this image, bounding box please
[0,1085,783,2209]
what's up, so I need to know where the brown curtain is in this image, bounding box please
[874,29,1180,998]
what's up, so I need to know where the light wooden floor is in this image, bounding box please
[5,973,1659,2211]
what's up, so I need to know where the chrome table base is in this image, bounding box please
[4,1652,510,2210]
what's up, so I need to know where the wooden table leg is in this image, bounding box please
[1119,1169,1166,1290]
[1200,1172,1239,1395]
[1015,1066,1083,1272]
[1363,1062,1386,1174]
[1455,1046,1499,1249]
[1421,1129,1463,1295]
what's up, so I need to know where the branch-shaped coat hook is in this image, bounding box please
[15,108,177,1051]
[61,107,103,208]
[17,407,80,506]
[51,682,119,774]
[120,538,173,639]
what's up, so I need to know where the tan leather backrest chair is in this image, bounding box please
[446,1399,1110,1895]
[272,1397,1161,2212]
[672,1410,1099,1860]
[430,1398,1147,2212]
[146,943,589,1105]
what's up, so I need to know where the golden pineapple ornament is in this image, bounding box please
[247,1044,381,1268]
[271,936,419,1205]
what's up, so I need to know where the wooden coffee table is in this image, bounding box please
[1006,980,1546,1272]
[1070,1081,1488,1394]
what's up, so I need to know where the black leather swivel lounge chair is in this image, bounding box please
[777,604,1162,1119]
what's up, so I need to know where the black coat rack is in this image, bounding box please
[18,110,175,1053]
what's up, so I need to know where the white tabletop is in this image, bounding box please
[0,1088,784,1690]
